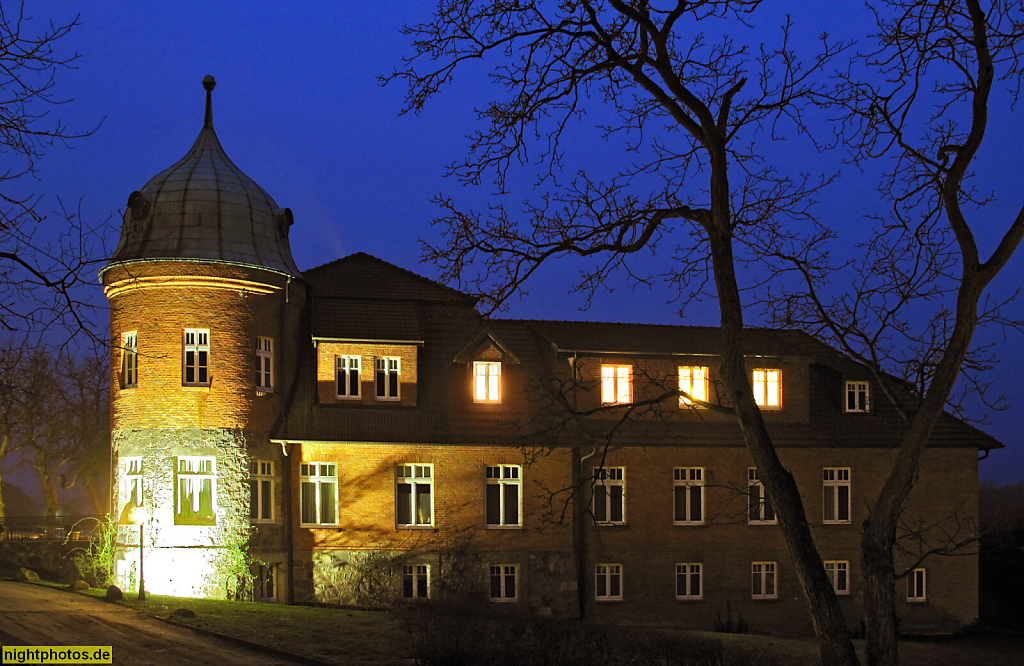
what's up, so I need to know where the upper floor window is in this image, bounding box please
[748,468,777,524]
[250,460,274,523]
[336,355,360,399]
[823,467,851,524]
[489,564,518,602]
[752,561,777,599]
[403,564,430,599]
[752,369,780,407]
[474,361,501,402]
[120,456,143,508]
[825,561,849,595]
[375,357,400,400]
[676,563,702,600]
[595,563,623,601]
[673,467,704,525]
[396,464,433,527]
[593,467,625,525]
[300,462,338,526]
[256,337,274,392]
[175,456,216,525]
[601,365,632,404]
[678,366,708,406]
[183,329,210,386]
[907,568,926,602]
[122,332,138,389]
[485,465,521,527]
[846,381,869,412]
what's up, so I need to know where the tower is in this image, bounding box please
[102,77,304,598]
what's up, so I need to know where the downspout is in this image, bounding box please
[284,442,295,605]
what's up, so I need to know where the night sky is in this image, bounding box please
[15,3,1022,485]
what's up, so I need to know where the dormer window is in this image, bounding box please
[752,369,780,408]
[846,381,869,412]
[601,365,632,404]
[375,357,400,400]
[678,366,708,406]
[336,356,360,399]
[474,361,501,402]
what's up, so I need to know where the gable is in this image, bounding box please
[303,252,475,303]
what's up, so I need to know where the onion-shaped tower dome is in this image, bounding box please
[103,76,300,278]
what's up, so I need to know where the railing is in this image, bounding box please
[0,515,104,542]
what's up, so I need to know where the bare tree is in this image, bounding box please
[759,2,1024,663]
[0,3,104,340]
[386,2,860,664]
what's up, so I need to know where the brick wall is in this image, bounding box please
[315,342,419,406]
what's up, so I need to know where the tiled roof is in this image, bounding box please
[311,298,423,342]
[303,253,474,303]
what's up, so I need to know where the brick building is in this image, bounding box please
[103,79,997,635]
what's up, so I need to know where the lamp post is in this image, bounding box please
[118,502,148,601]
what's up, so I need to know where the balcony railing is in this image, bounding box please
[0,515,104,542]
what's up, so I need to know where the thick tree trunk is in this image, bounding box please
[863,524,899,666]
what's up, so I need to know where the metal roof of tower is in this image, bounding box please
[102,76,301,278]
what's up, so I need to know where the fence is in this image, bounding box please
[0,516,104,542]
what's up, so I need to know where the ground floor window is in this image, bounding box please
[489,564,518,602]
[595,563,622,601]
[675,563,702,600]
[403,564,430,599]
[825,560,849,595]
[908,568,926,602]
[258,563,277,602]
[752,561,777,599]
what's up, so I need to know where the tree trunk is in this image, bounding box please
[863,523,899,666]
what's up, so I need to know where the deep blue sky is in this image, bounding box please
[18,2,1022,485]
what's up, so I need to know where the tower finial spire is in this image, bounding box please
[202,75,216,128]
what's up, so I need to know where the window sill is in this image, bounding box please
[485,524,523,530]
[251,519,276,525]
[121,386,137,392]
[675,597,703,602]
[595,598,623,603]
[823,521,852,525]
[257,388,274,396]
[748,521,778,526]
[396,525,437,531]
[300,523,340,529]
[489,598,518,603]
[182,384,211,392]
[673,521,705,527]
[594,522,627,527]
[752,596,780,601]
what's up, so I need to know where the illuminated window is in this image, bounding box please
[908,568,926,602]
[474,361,501,402]
[489,564,518,602]
[675,563,702,600]
[673,467,704,525]
[299,462,338,526]
[752,369,781,407]
[396,464,433,527]
[258,563,277,602]
[375,357,400,400]
[846,381,869,412]
[678,366,708,405]
[595,563,622,601]
[752,562,777,599]
[593,467,625,525]
[183,329,210,386]
[823,468,851,524]
[825,561,849,595]
[601,365,632,404]
[335,356,360,399]
[122,332,138,389]
[250,460,274,523]
[748,468,777,524]
[120,456,143,508]
[175,456,216,525]
[256,337,273,392]
[402,564,429,599]
[485,465,521,527]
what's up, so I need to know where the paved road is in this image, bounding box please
[0,581,301,664]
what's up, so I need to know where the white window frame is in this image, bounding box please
[752,368,781,407]
[473,361,501,402]
[601,365,632,404]
[678,366,709,406]
[825,561,850,595]
[375,357,400,400]
[485,465,521,528]
[752,561,777,599]
[183,329,210,386]
[122,332,138,389]
[299,462,338,526]
[250,460,274,523]
[823,467,852,524]
[175,456,216,525]
[396,464,433,527]
[595,563,622,601]
[675,563,703,600]
[489,564,518,602]
[258,563,277,602]
[402,564,430,599]
[593,467,625,525]
[673,467,704,525]
[907,568,927,602]
[120,456,143,508]
[748,468,777,524]
[256,337,274,392]
[845,381,869,412]
[335,355,361,399]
